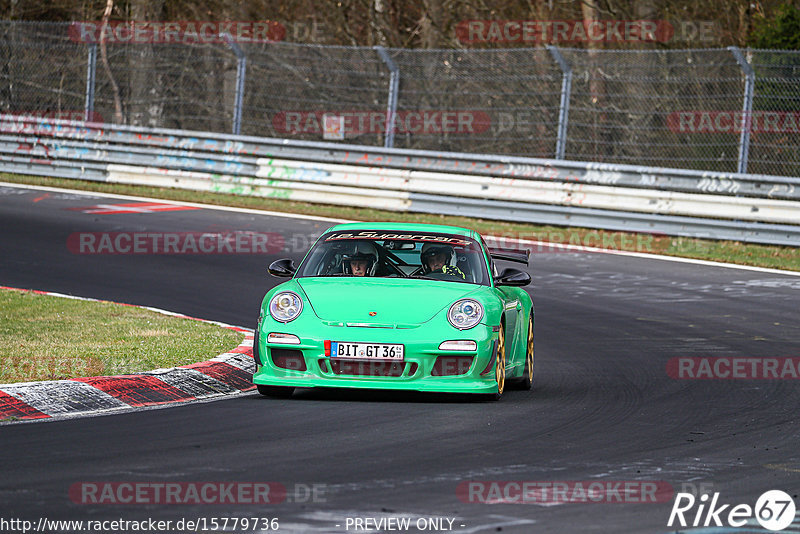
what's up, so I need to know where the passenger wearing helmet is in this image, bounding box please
[420,243,465,279]
[343,241,379,276]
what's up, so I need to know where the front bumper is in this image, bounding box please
[253,317,499,394]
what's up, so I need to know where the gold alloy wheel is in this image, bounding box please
[496,324,506,395]
[524,315,534,388]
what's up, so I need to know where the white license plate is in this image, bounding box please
[329,341,404,361]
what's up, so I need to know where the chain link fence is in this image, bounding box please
[2,21,800,177]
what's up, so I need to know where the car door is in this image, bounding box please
[480,235,521,370]
[490,257,520,363]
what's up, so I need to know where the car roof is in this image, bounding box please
[324,222,480,240]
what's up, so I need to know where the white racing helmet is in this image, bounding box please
[343,241,379,275]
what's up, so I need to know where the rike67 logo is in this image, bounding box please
[668,490,796,531]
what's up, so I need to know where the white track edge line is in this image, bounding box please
[0,180,351,224]
[3,180,799,277]
[484,236,800,277]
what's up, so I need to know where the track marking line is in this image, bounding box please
[3,180,799,277]
[69,201,199,214]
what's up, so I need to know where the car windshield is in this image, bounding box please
[296,230,490,285]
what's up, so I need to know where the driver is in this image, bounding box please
[349,257,369,276]
[420,243,465,279]
[343,242,379,276]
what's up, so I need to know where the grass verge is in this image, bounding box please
[3,173,800,272]
[0,288,243,384]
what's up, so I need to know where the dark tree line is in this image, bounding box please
[1,0,799,49]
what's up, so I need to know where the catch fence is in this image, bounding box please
[1,21,800,178]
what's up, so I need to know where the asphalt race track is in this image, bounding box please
[1,182,799,534]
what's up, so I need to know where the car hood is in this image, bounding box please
[297,277,480,326]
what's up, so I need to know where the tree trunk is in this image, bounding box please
[128,0,164,127]
[581,0,605,160]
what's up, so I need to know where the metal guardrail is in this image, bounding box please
[1,115,799,246]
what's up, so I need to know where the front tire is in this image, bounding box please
[252,324,262,367]
[510,313,534,390]
[257,385,294,398]
[483,323,506,401]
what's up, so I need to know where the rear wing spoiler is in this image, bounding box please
[488,248,530,266]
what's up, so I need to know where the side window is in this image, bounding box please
[477,236,498,277]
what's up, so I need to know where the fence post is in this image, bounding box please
[729,46,754,174]
[547,45,572,160]
[84,43,97,122]
[221,33,247,136]
[375,46,400,149]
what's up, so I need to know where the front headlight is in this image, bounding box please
[269,291,303,323]
[448,299,483,330]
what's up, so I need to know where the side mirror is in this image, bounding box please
[494,267,531,287]
[268,258,296,278]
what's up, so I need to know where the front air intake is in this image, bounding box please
[271,349,307,371]
[432,356,474,376]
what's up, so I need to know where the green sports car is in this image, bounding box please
[253,222,534,400]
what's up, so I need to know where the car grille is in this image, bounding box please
[325,359,418,378]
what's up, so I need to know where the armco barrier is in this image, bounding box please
[1,115,799,246]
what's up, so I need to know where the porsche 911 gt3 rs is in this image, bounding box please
[253,222,534,400]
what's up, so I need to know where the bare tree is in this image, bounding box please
[128,0,164,127]
[99,0,123,123]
